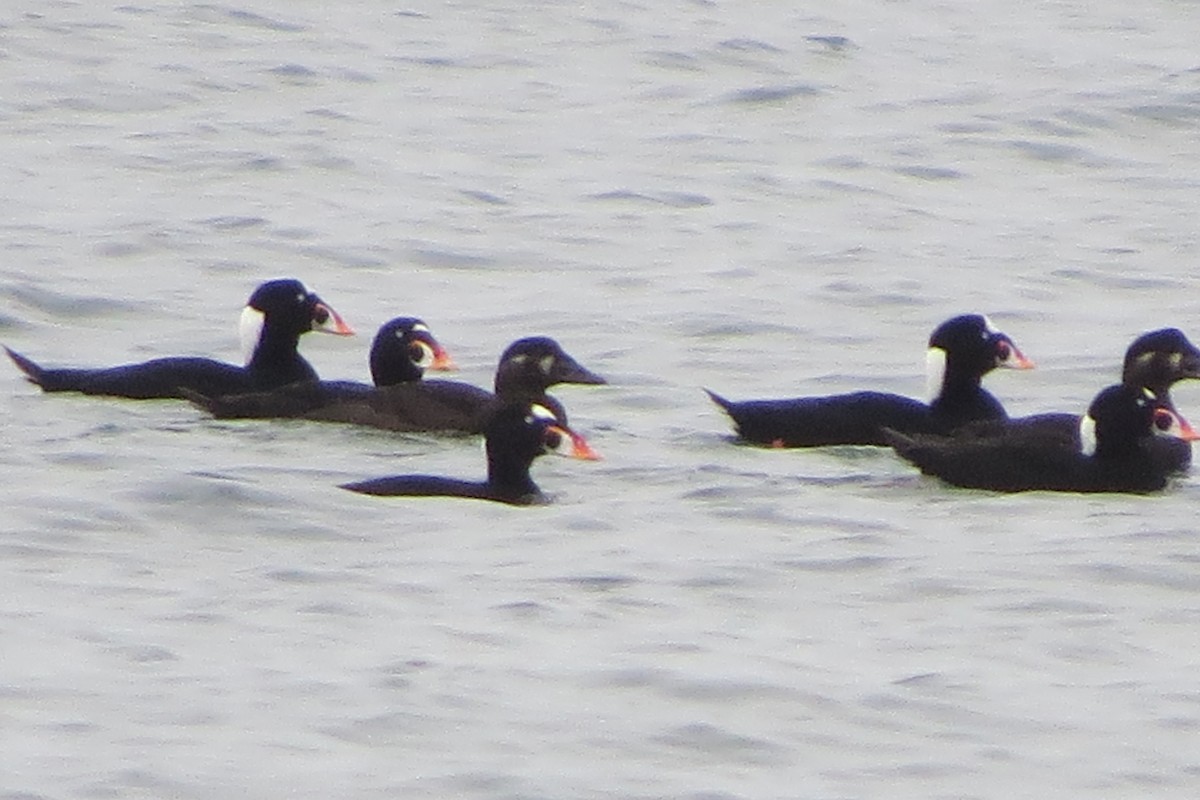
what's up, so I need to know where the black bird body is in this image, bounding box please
[939,327,1200,472]
[886,384,1197,493]
[287,378,496,432]
[187,317,455,421]
[341,402,599,505]
[5,279,352,400]
[6,352,259,400]
[708,314,1033,447]
[193,335,604,433]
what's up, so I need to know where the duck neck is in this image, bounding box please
[1089,418,1142,459]
[485,446,540,497]
[370,351,422,386]
[1093,434,1140,460]
[931,366,982,409]
[494,361,550,398]
[248,328,314,383]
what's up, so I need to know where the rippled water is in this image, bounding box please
[4,2,1200,798]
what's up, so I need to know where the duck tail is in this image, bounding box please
[703,388,734,414]
[5,346,48,388]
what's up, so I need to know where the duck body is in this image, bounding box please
[709,314,1033,447]
[891,436,1172,493]
[340,402,599,505]
[5,351,272,399]
[291,378,495,432]
[706,390,936,447]
[5,279,352,400]
[886,384,1197,493]
[189,316,456,422]
[938,327,1200,472]
[341,473,543,505]
[194,335,603,434]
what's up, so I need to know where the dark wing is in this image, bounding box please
[303,380,495,433]
[339,474,537,505]
[186,380,362,419]
[885,429,1169,493]
[708,389,933,446]
[8,352,251,399]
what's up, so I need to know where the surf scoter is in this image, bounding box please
[707,314,1034,447]
[4,278,353,400]
[185,316,454,417]
[190,335,605,433]
[340,402,601,505]
[885,384,1199,493]
[942,327,1200,471]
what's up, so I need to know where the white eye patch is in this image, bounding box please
[538,355,555,375]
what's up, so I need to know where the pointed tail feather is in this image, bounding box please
[704,388,734,414]
[5,346,48,388]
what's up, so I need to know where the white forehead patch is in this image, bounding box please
[526,404,556,424]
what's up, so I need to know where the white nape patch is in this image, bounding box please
[925,347,947,402]
[526,404,556,424]
[1079,414,1098,456]
[239,306,266,365]
[981,314,998,336]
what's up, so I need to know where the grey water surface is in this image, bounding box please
[3,1,1200,798]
